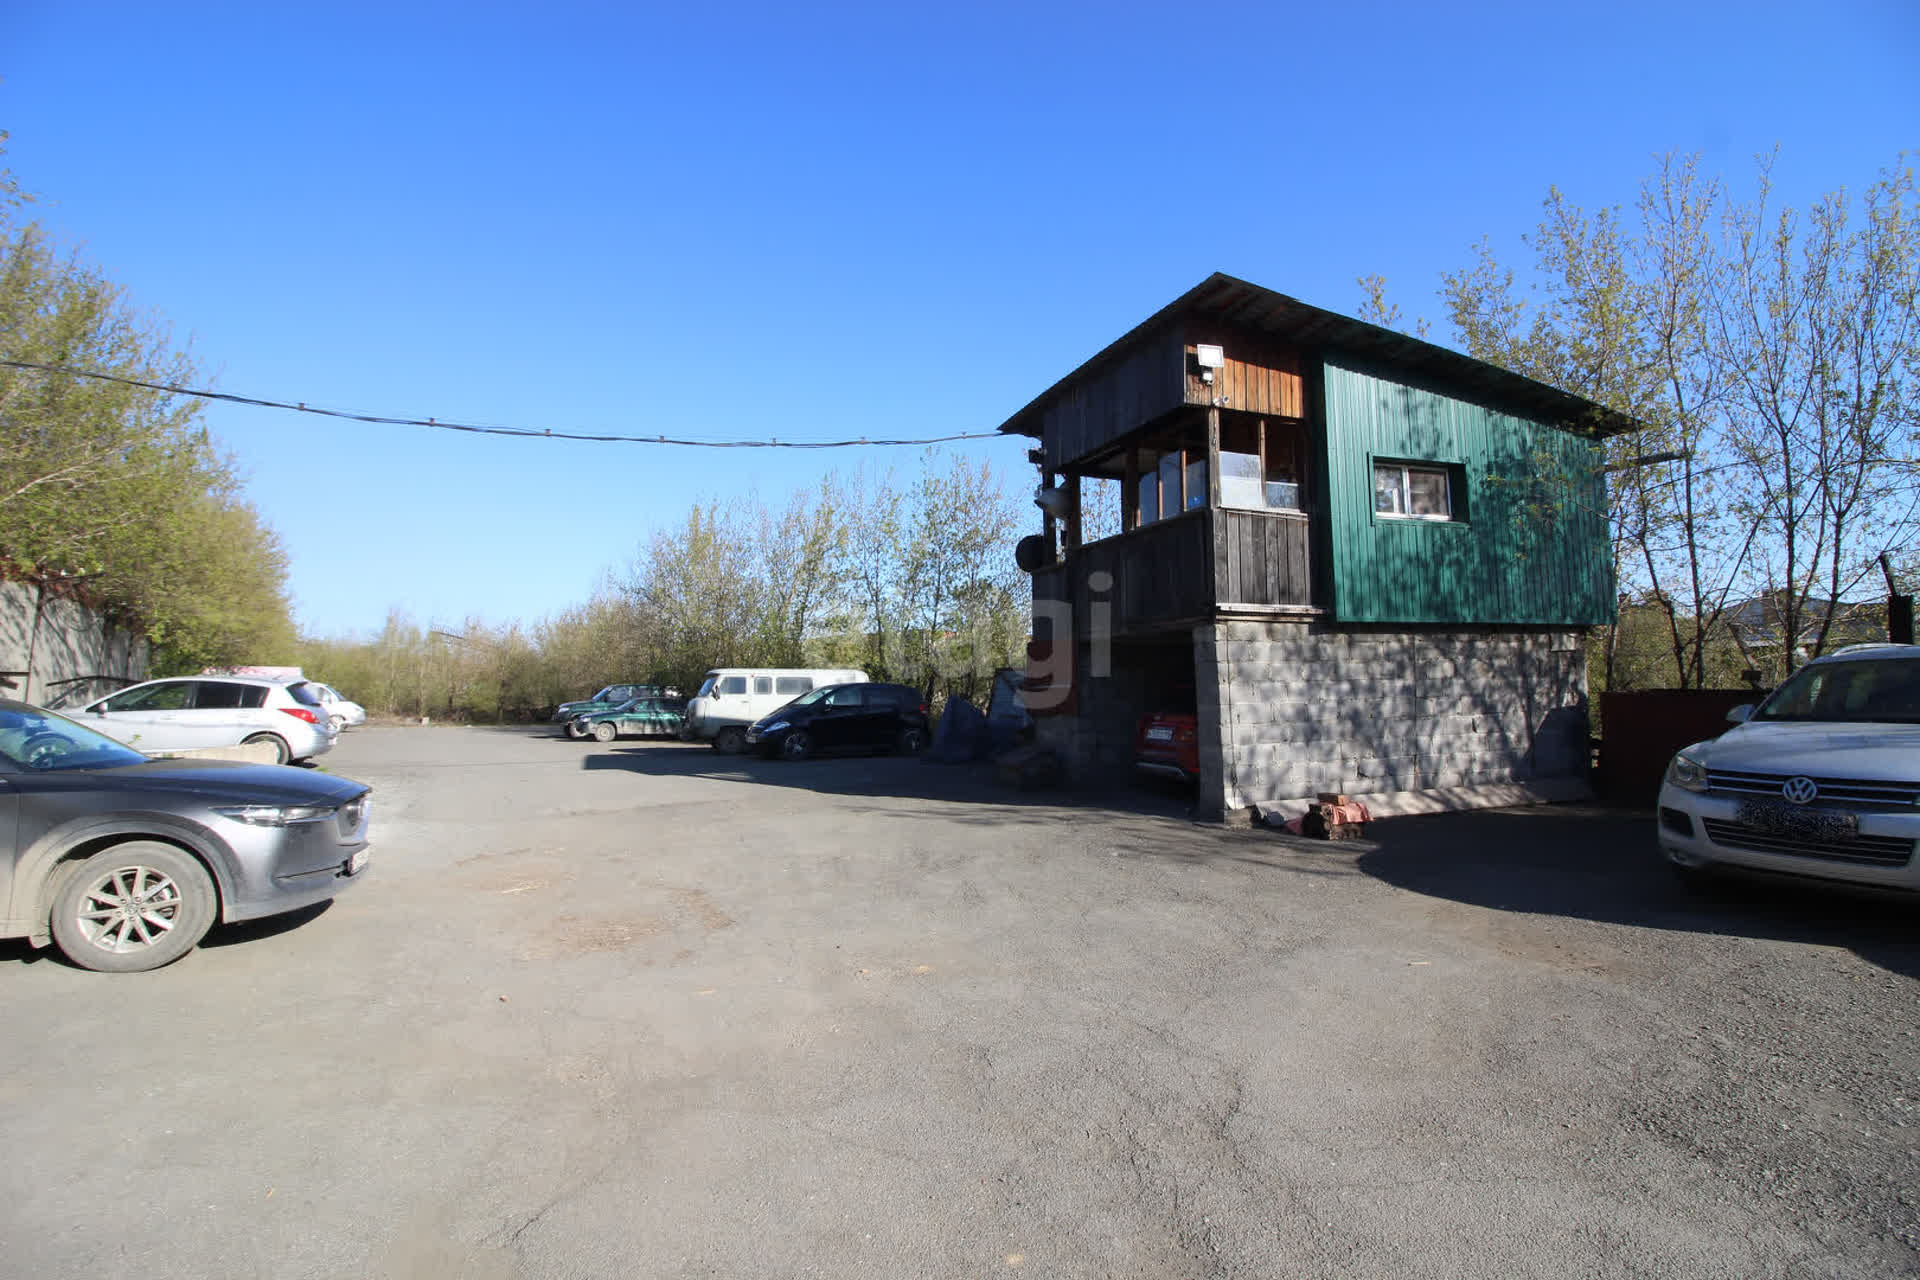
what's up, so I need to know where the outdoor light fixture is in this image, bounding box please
[1034,485,1072,518]
[1194,343,1225,385]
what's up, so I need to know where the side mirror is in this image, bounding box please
[1725,704,1754,724]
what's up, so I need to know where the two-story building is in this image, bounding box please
[1000,273,1636,821]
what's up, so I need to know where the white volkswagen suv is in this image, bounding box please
[1658,645,1920,892]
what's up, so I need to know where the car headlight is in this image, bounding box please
[761,720,789,734]
[215,803,334,827]
[1665,750,1709,793]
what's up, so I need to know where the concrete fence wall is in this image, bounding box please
[0,580,150,705]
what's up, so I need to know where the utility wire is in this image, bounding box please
[0,360,1005,449]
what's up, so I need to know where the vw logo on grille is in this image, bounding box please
[1781,776,1819,806]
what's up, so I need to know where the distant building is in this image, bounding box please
[998,274,1637,821]
[1725,592,1886,673]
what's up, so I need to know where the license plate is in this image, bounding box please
[1146,727,1174,742]
[345,848,370,875]
[1735,799,1858,841]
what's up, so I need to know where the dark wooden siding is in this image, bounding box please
[1214,510,1312,607]
[1041,330,1187,471]
[1040,324,1310,470]
[1034,509,1313,638]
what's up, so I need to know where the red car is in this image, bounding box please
[1134,711,1199,783]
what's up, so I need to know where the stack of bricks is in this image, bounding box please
[1301,792,1370,840]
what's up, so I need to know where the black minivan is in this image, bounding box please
[745,683,930,760]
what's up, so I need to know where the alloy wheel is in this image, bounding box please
[73,865,184,955]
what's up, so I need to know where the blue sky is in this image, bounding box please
[4,1,1915,638]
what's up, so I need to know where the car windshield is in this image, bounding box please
[1753,657,1920,724]
[0,703,148,771]
[695,676,719,699]
[786,685,838,707]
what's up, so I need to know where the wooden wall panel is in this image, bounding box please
[1214,510,1312,608]
[1041,331,1187,470]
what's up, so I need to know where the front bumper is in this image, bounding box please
[221,794,375,922]
[1656,781,1920,891]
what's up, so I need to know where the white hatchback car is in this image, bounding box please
[72,676,336,765]
[1658,645,1920,893]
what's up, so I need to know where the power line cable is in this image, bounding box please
[0,359,1005,449]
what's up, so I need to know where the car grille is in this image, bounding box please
[1705,768,1920,808]
[1700,819,1914,867]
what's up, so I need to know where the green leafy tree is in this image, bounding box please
[0,132,296,672]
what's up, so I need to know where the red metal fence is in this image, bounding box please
[1597,689,1760,804]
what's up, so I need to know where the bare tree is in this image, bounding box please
[1379,149,1920,688]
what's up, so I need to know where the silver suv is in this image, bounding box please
[1657,644,1920,892]
[72,676,336,765]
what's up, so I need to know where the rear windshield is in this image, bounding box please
[287,682,326,708]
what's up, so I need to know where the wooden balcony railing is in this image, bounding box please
[1032,507,1313,638]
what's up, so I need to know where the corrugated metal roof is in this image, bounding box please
[995,272,1642,441]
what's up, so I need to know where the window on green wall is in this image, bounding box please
[1374,460,1458,521]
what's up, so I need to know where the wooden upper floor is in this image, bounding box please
[1000,275,1639,633]
[998,274,1632,474]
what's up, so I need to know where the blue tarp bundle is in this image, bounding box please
[927,696,990,763]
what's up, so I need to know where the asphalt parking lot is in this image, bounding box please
[3,725,1917,1279]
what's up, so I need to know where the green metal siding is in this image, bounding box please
[1321,357,1614,625]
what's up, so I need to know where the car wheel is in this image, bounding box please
[563,721,584,740]
[714,727,746,755]
[330,715,347,736]
[779,731,814,761]
[592,722,618,743]
[49,843,218,973]
[241,732,290,765]
[896,726,928,755]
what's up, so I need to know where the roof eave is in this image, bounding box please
[995,272,1643,443]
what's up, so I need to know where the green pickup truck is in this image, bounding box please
[554,684,664,736]
[569,696,688,743]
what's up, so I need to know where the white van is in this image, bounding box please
[684,668,866,753]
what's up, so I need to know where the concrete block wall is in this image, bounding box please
[0,580,150,704]
[1198,619,1589,816]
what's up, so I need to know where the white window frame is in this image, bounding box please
[1373,460,1456,521]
